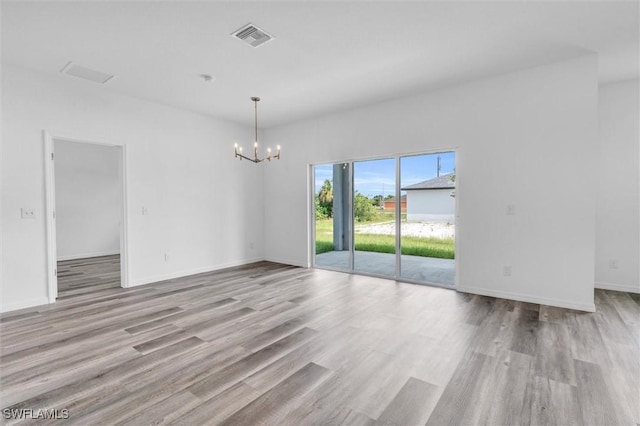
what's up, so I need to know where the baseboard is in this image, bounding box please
[1,297,50,313]
[595,282,640,294]
[457,285,596,312]
[57,251,120,261]
[128,257,266,287]
[263,256,308,268]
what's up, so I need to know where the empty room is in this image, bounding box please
[1,1,638,425]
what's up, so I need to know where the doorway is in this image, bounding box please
[312,151,456,288]
[44,133,128,302]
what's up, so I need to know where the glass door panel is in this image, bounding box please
[399,153,456,286]
[353,158,396,277]
[314,163,351,271]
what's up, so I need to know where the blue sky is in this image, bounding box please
[314,151,455,197]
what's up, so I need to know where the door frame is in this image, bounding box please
[43,131,130,303]
[310,162,354,274]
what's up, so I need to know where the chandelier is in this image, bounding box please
[234,97,280,163]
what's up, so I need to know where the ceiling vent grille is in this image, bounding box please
[60,62,114,84]
[232,23,274,48]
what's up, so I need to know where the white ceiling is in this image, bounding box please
[2,1,638,128]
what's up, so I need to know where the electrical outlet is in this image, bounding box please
[142,207,148,216]
[608,259,619,269]
[503,266,512,277]
[250,242,254,250]
[21,208,36,219]
[506,204,516,216]
[164,253,169,262]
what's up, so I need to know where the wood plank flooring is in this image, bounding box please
[1,261,638,425]
[57,255,121,299]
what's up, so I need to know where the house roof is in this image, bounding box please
[402,174,455,190]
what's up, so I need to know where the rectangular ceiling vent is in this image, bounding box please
[232,23,274,48]
[60,62,114,84]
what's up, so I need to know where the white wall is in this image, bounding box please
[595,79,640,293]
[263,55,598,311]
[1,64,264,312]
[406,189,456,222]
[54,140,122,260]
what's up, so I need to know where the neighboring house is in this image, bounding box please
[383,195,407,211]
[402,173,455,222]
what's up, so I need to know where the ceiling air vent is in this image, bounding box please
[231,23,274,48]
[60,62,114,84]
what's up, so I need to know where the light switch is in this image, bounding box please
[21,208,36,219]
[506,204,516,216]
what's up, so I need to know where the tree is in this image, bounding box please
[354,192,376,222]
[372,194,384,208]
[315,194,329,220]
[318,179,333,204]
[316,179,333,219]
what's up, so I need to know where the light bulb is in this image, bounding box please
[234,143,238,148]
[254,142,258,148]
[277,145,281,150]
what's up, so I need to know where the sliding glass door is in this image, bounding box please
[314,163,351,271]
[353,158,396,278]
[399,153,456,286]
[312,151,456,287]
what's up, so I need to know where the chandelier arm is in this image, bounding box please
[235,151,262,163]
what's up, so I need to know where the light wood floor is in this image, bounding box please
[1,260,638,425]
[57,255,121,300]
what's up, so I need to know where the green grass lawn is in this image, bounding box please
[315,219,336,254]
[315,218,455,259]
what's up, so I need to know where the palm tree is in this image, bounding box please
[318,179,333,204]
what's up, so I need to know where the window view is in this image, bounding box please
[313,151,456,287]
[400,153,456,285]
[353,158,396,277]
[314,163,351,270]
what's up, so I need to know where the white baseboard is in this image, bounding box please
[263,256,308,268]
[128,257,266,287]
[595,282,640,294]
[1,297,50,314]
[457,285,596,312]
[57,251,120,261]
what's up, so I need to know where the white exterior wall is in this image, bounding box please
[406,189,455,222]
